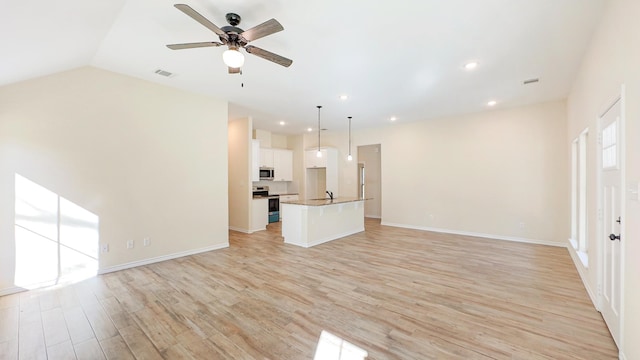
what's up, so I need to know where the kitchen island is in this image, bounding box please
[280,197,367,248]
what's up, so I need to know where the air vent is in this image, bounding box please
[154,69,174,77]
[523,78,539,85]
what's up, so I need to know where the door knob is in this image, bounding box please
[609,233,621,241]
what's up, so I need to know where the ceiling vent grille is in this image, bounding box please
[154,69,174,77]
[523,78,539,85]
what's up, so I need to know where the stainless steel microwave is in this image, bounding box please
[259,167,274,180]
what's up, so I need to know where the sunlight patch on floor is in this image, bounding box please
[314,330,368,360]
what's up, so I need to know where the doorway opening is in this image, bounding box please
[357,144,381,219]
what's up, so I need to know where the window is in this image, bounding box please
[570,130,588,267]
[602,120,618,169]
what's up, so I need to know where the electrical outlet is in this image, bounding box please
[127,240,134,249]
[519,222,525,229]
[143,237,150,247]
[100,244,109,253]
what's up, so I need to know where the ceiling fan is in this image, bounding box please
[166,4,293,74]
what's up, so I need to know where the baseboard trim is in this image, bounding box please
[380,222,566,248]
[0,286,26,297]
[619,351,627,360]
[365,215,381,219]
[229,226,267,234]
[229,226,251,234]
[98,243,228,275]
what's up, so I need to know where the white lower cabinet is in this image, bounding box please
[252,198,268,232]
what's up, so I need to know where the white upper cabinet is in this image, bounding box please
[273,149,293,181]
[258,147,292,181]
[260,148,274,168]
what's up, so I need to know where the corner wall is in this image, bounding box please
[0,67,229,293]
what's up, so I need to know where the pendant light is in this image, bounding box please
[347,116,353,161]
[316,105,323,158]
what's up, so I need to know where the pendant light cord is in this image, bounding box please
[317,106,322,153]
[348,116,352,156]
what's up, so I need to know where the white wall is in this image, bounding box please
[566,0,640,357]
[0,67,229,294]
[317,100,568,244]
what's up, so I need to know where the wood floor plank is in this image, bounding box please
[0,339,18,360]
[46,340,76,360]
[99,335,135,360]
[38,290,61,312]
[0,219,618,359]
[81,303,118,341]
[18,310,46,360]
[41,308,71,347]
[73,338,106,360]
[0,307,18,343]
[62,307,95,345]
[118,325,163,360]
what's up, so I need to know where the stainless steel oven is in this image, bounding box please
[268,197,279,223]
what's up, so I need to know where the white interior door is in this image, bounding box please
[599,98,622,346]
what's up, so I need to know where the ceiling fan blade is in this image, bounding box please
[240,19,284,42]
[167,41,223,50]
[245,45,292,67]
[228,67,241,74]
[174,4,229,41]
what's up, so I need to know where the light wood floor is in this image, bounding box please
[0,218,617,359]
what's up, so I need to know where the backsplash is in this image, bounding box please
[252,180,298,195]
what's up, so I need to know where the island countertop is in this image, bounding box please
[280,197,368,206]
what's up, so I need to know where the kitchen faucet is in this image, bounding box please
[326,191,334,200]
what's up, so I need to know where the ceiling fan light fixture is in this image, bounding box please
[223,48,245,68]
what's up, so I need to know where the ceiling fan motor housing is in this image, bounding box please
[225,13,241,26]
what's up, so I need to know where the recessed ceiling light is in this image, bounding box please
[487,100,497,107]
[279,121,286,126]
[464,62,478,70]
[307,127,313,132]
[390,116,397,122]
[339,94,349,100]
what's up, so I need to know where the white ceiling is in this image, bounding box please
[1,0,606,134]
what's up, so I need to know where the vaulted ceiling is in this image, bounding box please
[1,0,606,134]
